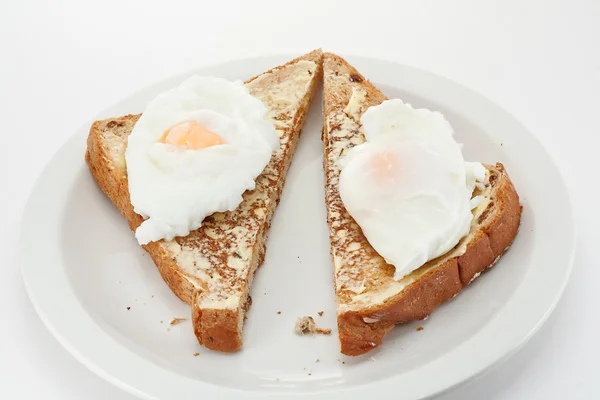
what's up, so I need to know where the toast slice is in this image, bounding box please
[322,53,521,356]
[86,49,323,352]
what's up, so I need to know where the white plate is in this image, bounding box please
[19,55,575,400]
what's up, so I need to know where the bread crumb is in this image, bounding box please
[316,359,320,362]
[417,326,424,331]
[277,311,281,315]
[170,318,187,325]
[295,316,332,335]
[126,306,131,310]
[151,295,154,298]
[193,353,199,357]
[370,356,376,362]
[160,320,163,324]
[318,311,324,317]
[308,372,312,376]
[167,328,171,332]
[295,316,316,334]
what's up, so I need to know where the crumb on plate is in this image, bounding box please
[295,316,332,335]
[295,316,316,334]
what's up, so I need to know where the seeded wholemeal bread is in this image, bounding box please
[322,53,522,356]
[86,49,324,352]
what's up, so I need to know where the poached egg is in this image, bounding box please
[339,99,486,280]
[125,76,278,245]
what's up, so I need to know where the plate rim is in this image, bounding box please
[19,54,576,400]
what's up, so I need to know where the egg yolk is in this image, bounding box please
[369,151,398,183]
[159,121,226,150]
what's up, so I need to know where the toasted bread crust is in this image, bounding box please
[86,50,323,353]
[322,53,522,356]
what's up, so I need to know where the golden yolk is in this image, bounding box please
[159,121,226,150]
[370,151,397,183]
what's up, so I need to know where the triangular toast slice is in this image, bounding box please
[322,53,521,356]
[86,49,323,352]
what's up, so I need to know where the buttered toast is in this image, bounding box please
[322,53,521,356]
[86,49,324,352]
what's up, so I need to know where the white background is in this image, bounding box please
[1,0,599,399]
